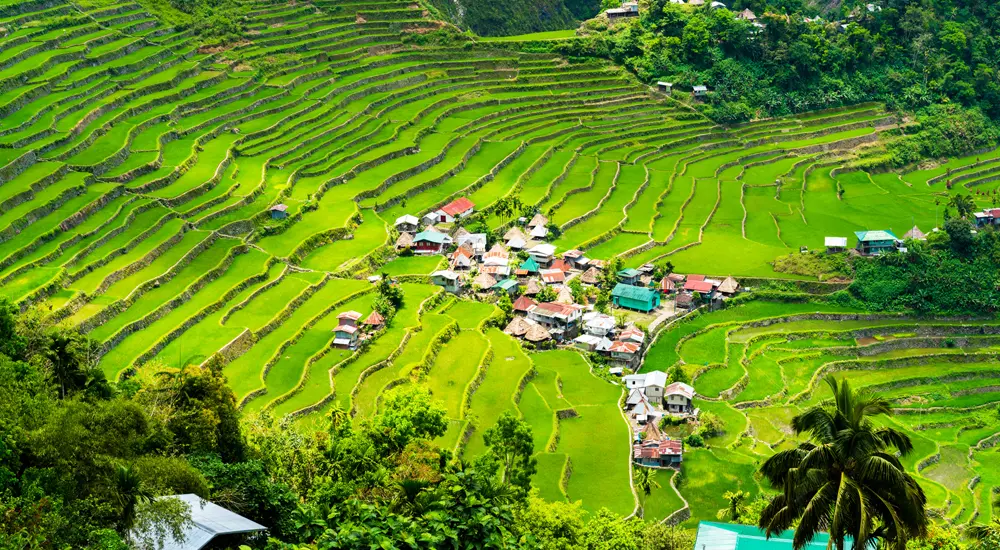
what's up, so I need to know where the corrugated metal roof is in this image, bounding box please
[612,283,658,301]
[137,495,265,550]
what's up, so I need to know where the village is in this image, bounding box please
[322,195,957,472]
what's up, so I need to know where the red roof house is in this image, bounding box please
[363,311,385,328]
[684,280,714,293]
[633,439,683,466]
[512,295,537,314]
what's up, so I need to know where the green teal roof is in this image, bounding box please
[612,283,657,301]
[414,230,448,244]
[520,257,540,272]
[493,279,518,290]
[617,268,641,278]
[694,522,853,550]
[854,230,898,242]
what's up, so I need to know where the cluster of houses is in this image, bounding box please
[823,225,931,256]
[332,309,385,350]
[623,371,696,467]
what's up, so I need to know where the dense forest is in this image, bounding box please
[0,298,693,549]
[543,0,1000,161]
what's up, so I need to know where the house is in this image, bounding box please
[269,204,288,220]
[529,224,548,240]
[573,334,605,352]
[333,311,362,349]
[525,323,552,343]
[540,268,565,285]
[659,277,675,295]
[481,264,511,278]
[492,278,519,296]
[717,276,740,297]
[550,259,572,273]
[526,302,583,341]
[605,0,639,21]
[675,293,695,310]
[624,370,668,401]
[527,213,548,230]
[694,522,853,550]
[363,310,385,331]
[903,225,926,240]
[973,208,1000,227]
[683,278,715,296]
[413,229,452,255]
[394,214,419,232]
[524,278,543,296]
[667,272,686,284]
[503,226,527,245]
[527,243,556,267]
[131,494,266,550]
[737,8,756,19]
[428,197,475,224]
[633,439,683,467]
[657,81,672,94]
[519,256,540,275]
[692,85,708,98]
[457,233,487,258]
[580,266,601,285]
[504,317,532,337]
[483,247,509,266]
[609,340,641,369]
[451,247,473,270]
[612,283,661,312]
[824,236,847,253]
[854,230,900,255]
[395,232,413,250]
[664,381,695,414]
[617,268,642,285]
[562,249,588,270]
[556,285,575,304]
[512,295,536,315]
[619,326,645,346]
[583,312,616,337]
[473,272,497,291]
[431,270,462,293]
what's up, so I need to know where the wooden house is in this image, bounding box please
[269,204,288,220]
[611,283,660,312]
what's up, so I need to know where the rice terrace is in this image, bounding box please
[4,0,1000,543]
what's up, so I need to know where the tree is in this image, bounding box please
[0,297,24,360]
[536,285,557,303]
[944,217,974,256]
[948,194,975,219]
[111,463,155,536]
[497,292,514,325]
[632,466,660,519]
[966,518,1000,549]
[367,386,447,455]
[717,490,750,523]
[757,376,927,550]
[481,412,537,494]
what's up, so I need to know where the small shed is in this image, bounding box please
[269,204,288,220]
[394,214,419,232]
[612,283,661,312]
[692,85,709,98]
[824,236,847,253]
[363,310,385,330]
[580,266,601,285]
[903,225,926,241]
[431,270,462,293]
[472,272,497,290]
[656,81,673,94]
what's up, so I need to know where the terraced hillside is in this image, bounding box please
[4,0,1000,523]
[639,301,1000,529]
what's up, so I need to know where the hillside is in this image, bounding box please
[423,0,595,36]
[4,0,1000,546]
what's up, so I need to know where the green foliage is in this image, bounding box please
[536,285,558,303]
[684,433,705,447]
[757,377,928,549]
[772,251,852,281]
[478,412,538,495]
[426,0,584,37]
[848,227,1000,314]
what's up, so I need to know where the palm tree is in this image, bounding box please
[328,404,349,430]
[967,518,1000,549]
[717,490,750,523]
[111,463,154,538]
[949,194,976,219]
[757,376,927,550]
[633,466,660,519]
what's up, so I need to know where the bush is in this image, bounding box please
[684,433,704,447]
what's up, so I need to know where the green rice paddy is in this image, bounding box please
[3,0,999,522]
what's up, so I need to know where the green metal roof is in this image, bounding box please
[694,522,853,550]
[854,230,898,242]
[414,230,448,244]
[519,257,540,272]
[617,268,641,277]
[492,279,518,290]
[611,283,657,301]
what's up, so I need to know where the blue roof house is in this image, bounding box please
[617,268,642,285]
[693,522,853,550]
[612,283,660,312]
[854,230,899,256]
